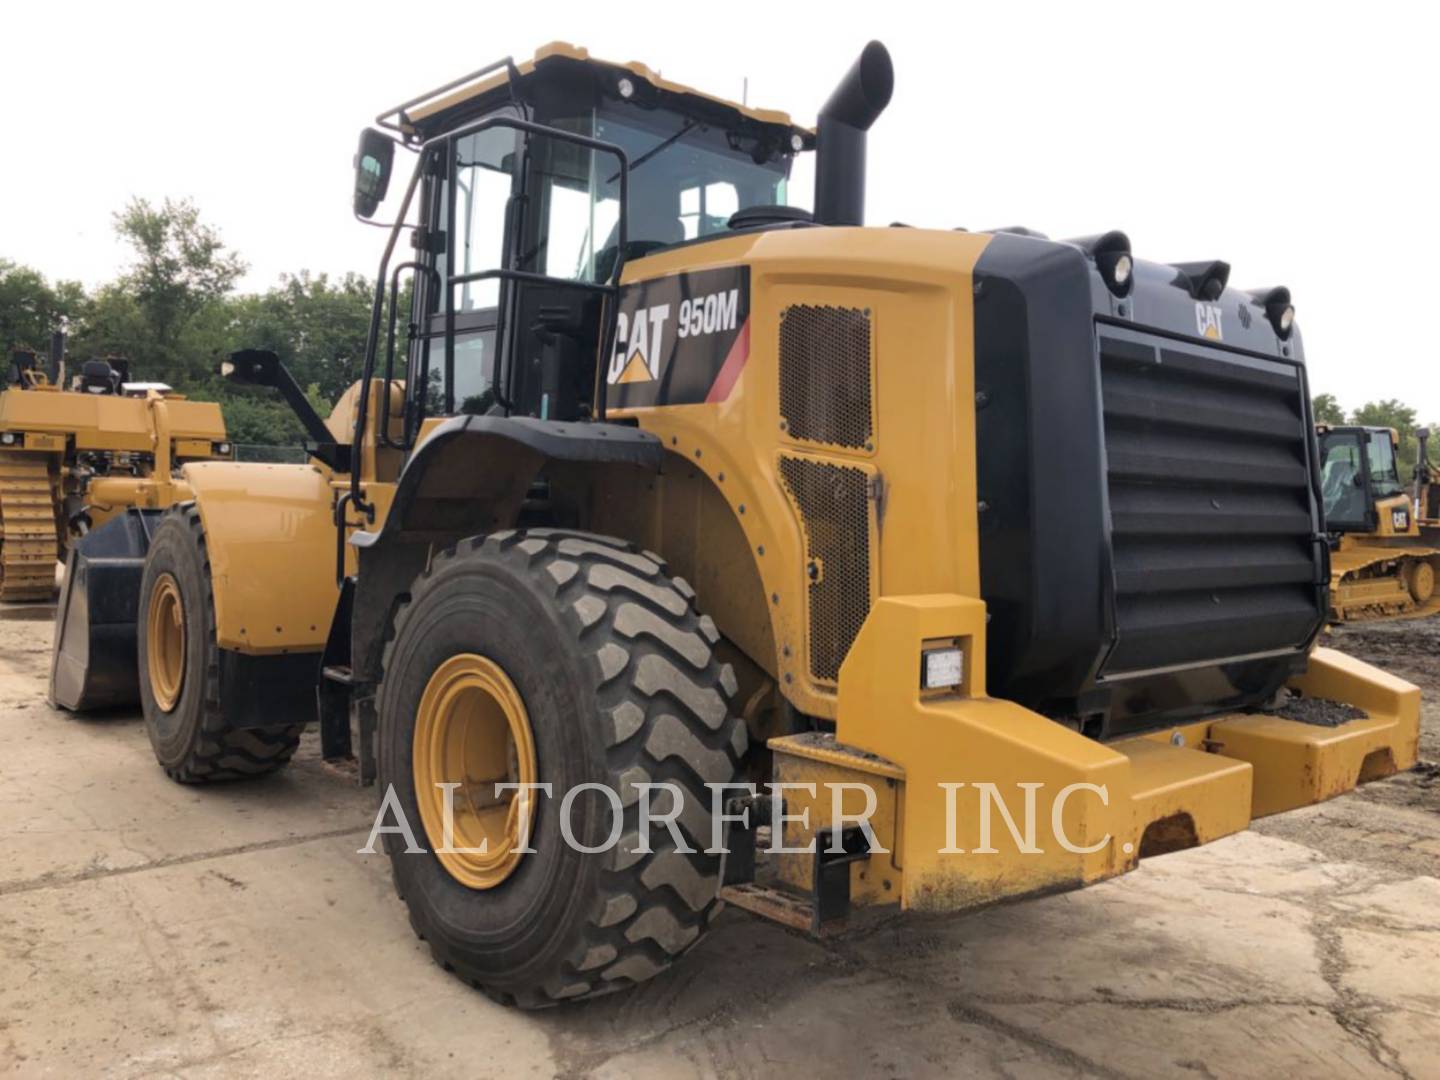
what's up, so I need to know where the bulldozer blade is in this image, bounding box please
[49,509,163,711]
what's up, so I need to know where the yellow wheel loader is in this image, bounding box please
[1,342,231,604]
[1317,424,1440,620]
[53,41,1420,1006]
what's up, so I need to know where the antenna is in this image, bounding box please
[742,77,748,106]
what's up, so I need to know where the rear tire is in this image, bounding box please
[137,504,302,782]
[377,528,747,1007]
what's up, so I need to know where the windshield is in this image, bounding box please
[533,105,793,282]
[1367,429,1404,498]
[1319,432,1368,527]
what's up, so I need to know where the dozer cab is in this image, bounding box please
[0,335,231,602]
[53,41,1420,1006]
[1317,423,1440,620]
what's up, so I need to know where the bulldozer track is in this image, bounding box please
[1330,546,1440,623]
[0,452,60,602]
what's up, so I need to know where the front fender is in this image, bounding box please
[347,416,663,685]
[355,414,663,547]
[185,462,340,654]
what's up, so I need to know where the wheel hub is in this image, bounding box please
[413,654,538,889]
[146,573,186,712]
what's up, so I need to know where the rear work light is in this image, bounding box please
[921,646,964,691]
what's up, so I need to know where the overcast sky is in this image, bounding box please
[4,1,1435,415]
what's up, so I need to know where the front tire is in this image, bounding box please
[137,505,303,782]
[378,528,748,1007]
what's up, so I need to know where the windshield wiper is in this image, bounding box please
[607,120,698,183]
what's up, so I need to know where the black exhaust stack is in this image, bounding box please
[48,328,65,384]
[814,41,894,226]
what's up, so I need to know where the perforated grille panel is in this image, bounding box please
[778,456,873,683]
[778,305,873,450]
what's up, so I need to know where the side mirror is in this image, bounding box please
[353,128,395,219]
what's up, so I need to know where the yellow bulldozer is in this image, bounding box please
[1317,423,1440,620]
[0,338,231,602]
[52,41,1420,1006]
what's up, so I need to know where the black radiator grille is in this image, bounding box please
[1098,328,1322,677]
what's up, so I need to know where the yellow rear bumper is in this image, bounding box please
[762,598,1420,918]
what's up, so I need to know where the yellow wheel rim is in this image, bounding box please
[413,654,538,889]
[147,573,186,712]
[1410,561,1436,604]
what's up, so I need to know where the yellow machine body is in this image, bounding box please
[174,222,1421,926]
[744,609,1417,920]
[0,386,226,454]
[0,383,229,600]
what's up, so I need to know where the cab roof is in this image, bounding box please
[379,41,804,142]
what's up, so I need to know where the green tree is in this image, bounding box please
[228,271,375,403]
[218,394,309,447]
[1351,399,1421,473]
[0,259,87,359]
[7,195,384,453]
[103,197,247,385]
[1311,392,1346,426]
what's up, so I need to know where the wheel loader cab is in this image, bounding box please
[386,64,802,435]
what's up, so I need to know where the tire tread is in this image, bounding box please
[380,527,748,1007]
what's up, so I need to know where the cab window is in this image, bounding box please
[1320,433,1368,527]
[417,124,517,416]
[1367,430,1404,498]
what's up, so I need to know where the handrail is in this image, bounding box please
[380,260,438,450]
[375,57,523,138]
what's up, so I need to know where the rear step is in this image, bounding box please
[1114,739,1253,855]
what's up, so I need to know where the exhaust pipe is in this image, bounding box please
[48,328,65,384]
[814,41,894,227]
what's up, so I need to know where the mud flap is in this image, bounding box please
[48,509,163,711]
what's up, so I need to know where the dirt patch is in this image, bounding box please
[1327,616,1440,689]
[1271,693,1367,727]
[1327,614,1440,761]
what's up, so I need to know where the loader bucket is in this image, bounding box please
[49,509,162,711]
